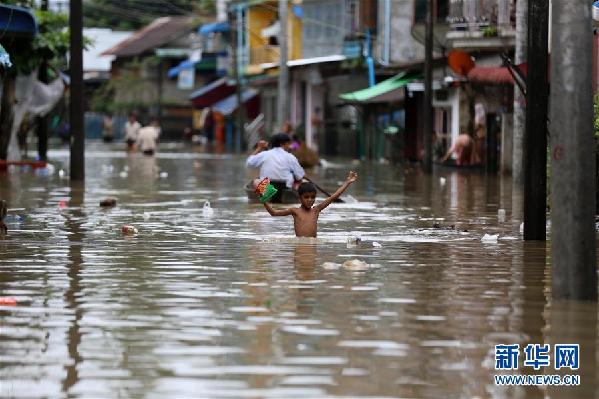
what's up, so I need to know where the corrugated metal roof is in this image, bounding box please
[339,73,420,104]
[101,16,194,57]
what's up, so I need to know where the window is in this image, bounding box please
[414,0,449,24]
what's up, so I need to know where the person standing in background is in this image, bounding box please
[124,113,141,151]
[136,118,161,156]
[102,113,114,143]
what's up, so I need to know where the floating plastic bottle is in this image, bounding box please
[202,201,214,217]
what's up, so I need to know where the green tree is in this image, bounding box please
[0,1,72,159]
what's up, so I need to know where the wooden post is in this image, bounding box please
[422,0,434,173]
[37,0,49,161]
[523,0,548,240]
[277,0,289,130]
[512,0,527,183]
[69,0,84,180]
[230,5,245,152]
[550,0,597,300]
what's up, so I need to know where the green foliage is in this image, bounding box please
[90,57,160,114]
[2,7,75,76]
[482,26,498,37]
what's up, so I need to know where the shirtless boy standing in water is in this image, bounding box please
[263,171,358,237]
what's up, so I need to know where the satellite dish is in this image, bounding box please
[410,23,449,52]
[448,49,475,76]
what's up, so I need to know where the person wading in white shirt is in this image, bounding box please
[246,133,305,189]
[136,118,161,156]
[124,113,141,151]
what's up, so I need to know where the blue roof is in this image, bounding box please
[167,56,218,78]
[168,60,197,78]
[213,89,259,116]
[198,22,230,35]
[0,5,38,37]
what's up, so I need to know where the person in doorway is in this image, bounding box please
[440,133,480,166]
[136,118,161,156]
[124,113,141,151]
[262,171,358,237]
[282,120,300,152]
[474,103,487,163]
[202,107,215,144]
[246,133,305,189]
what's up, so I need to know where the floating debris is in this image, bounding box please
[122,225,138,235]
[372,241,382,248]
[346,236,362,246]
[481,234,498,243]
[0,297,17,306]
[322,262,341,270]
[202,201,214,217]
[100,197,117,207]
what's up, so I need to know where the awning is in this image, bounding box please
[167,57,217,78]
[260,54,346,70]
[189,77,236,108]
[467,63,528,85]
[199,22,230,35]
[213,89,259,116]
[339,72,420,103]
[0,5,38,38]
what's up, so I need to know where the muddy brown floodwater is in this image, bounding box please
[0,143,597,398]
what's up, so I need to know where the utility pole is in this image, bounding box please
[69,0,84,180]
[37,0,49,161]
[512,0,527,183]
[550,0,596,300]
[523,0,548,240]
[230,4,245,153]
[276,0,289,130]
[422,0,434,173]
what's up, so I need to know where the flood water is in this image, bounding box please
[1,143,597,398]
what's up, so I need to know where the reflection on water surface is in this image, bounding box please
[0,144,597,398]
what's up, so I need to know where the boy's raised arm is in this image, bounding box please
[263,202,293,217]
[315,171,358,211]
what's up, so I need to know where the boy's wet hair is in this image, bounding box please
[270,133,291,148]
[298,182,317,196]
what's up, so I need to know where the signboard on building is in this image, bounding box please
[178,68,195,90]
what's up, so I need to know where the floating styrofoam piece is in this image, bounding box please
[481,233,499,243]
[202,201,214,217]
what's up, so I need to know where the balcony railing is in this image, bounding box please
[447,0,515,32]
[250,45,280,65]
